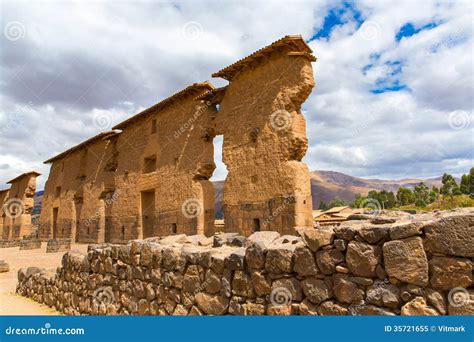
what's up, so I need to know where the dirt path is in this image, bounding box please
[0,243,88,315]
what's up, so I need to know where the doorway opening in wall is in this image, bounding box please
[253,218,261,232]
[141,190,155,238]
[211,135,228,221]
[171,223,177,234]
[52,207,59,238]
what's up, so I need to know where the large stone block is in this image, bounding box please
[429,256,473,290]
[401,297,439,315]
[316,249,344,275]
[195,293,229,315]
[332,274,364,304]
[383,237,428,286]
[346,241,381,278]
[301,277,332,304]
[271,277,302,302]
[366,281,400,308]
[265,245,294,274]
[423,214,474,257]
[300,228,334,252]
[294,246,319,276]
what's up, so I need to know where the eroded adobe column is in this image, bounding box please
[3,172,40,239]
[212,35,315,236]
[0,189,10,239]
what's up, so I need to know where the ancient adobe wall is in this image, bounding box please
[17,213,473,316]
[0,189,10,239]
[39,86,215,244]
[212,46,315,236]
[2,173,38,240]
[38,36,316,244]
[39,134,119,243]
[130,92,216,238]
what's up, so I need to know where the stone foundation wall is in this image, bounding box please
[16,212,473,316]
[46,238,71,253]
[19,238,41,250]
[0,239,20,248]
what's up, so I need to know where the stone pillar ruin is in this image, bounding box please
[0,189,10,239]
[209,35,315,236]
[1,172,40,240]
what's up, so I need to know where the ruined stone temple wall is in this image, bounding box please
[39,85,216,243]
[16,212,474,316]
[39,136,117,243]
[213,46,314,236]
[37,35,316,243]
[111,90,216,240]
[2,173,39,240]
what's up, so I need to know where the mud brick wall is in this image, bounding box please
[1,172,39,240]
[36,36,316,245]
[212,42,315,236]
[17,213,473,316]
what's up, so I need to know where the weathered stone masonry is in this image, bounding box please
[36,35,316,244]
[17,212,474,315]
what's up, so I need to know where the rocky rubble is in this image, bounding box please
[16,211,473,315]
[0,260,9,272]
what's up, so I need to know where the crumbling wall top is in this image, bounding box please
[112,81,215,130]
[7,171,41,184]
[43,130,120,164]
[212,35,316,81]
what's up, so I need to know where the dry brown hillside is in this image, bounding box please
[213,170,454,212]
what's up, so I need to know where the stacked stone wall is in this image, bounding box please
[0,239,20,248]
[19,235,41,250]
[46,238,71,253]
[16,212,473,316]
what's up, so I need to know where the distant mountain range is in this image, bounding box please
[213,170,457,213]
[308,170,457,207]
[33,171,458,218]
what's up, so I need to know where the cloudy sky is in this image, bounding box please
[0,0,472,190]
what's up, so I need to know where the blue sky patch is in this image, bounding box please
[371,80,409,94]
[310,1,364,41]
[395,22,438,41]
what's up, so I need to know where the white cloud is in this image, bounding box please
[0,0,472,191]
